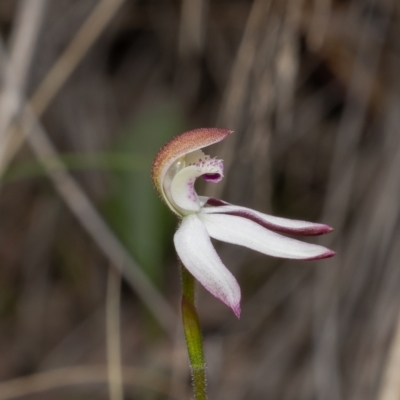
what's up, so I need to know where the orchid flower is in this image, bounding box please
[152,128,335,318]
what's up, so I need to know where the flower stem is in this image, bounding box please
[180,265,207,400]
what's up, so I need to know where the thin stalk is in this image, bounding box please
[106,266,124,400]
[180,265,207,400]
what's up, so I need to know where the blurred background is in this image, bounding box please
[0,0,399,399]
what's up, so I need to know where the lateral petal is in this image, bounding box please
[174,214,241,317]
[202,203,333,236]
[198,213,335,260]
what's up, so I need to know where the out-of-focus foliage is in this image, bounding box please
[105,105,182,286]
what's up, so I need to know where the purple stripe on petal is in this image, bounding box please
[205,197,229,207]
[223,210,333,236]
[203,203,333,236]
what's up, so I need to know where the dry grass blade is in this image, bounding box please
[106,266,124,400]
[377,252,400,400]
[313,1,394,399]
[0,0,127,178]
[30,0,126,117]
[380,339,400,400]
[321,0,392,231]
[0,0,47,170]
[7,0,48,92]
[343,92,400,399]
[0,365,173,399]
[219,0,272,128]
[208,0,272,199]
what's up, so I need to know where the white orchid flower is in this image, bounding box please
[152,128,334,318]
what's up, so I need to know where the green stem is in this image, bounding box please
[180,265,207,400]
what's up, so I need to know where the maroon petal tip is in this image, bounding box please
[322,225,334,234]
[325,250,336,258]
[287,224,334,236]
[304,250,336,261]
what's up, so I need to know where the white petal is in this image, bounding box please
[170,166,202,212]
[198,213,335,260]
[174,214,241,317]
[202,204,333,236]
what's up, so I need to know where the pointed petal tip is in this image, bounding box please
[232,303,241,319]
[304,224,333,235]
[320,225,334,234]
[268,222,334,236]
[174,214,242,317]
[325,250,336,258]
[305,249,336,261]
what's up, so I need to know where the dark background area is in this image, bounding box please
[0,0,399,399]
